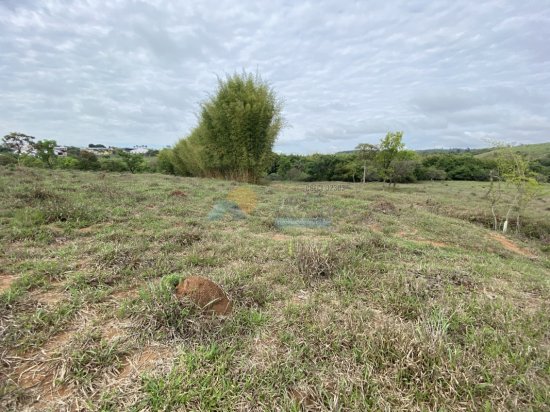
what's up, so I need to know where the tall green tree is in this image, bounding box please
[2,132,36,164]
[376,131,405,186]
[196,72,283,183]
[34,139,57,168]
[118,151,145,174]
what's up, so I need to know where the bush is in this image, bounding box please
[76,151,101,171]
[118,151,145,173]
[0,153,17,166]
[19,155,44,168]
[292,241,339,278]
[157,148,175,174]
[100,158,128,172]
[171,72,283,183]
[56,156,80,170]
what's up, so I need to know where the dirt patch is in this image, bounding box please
[43,330,74,352]
[289,387,316,408]
[272,233,292,241]
[372,200,397,214]
[175,276,233,315]
[170,190,187,197]
[6,330,75,409]
[0,273,17,293]
[397,228,418,237]
[291,289,310,304]
[368,223,383,233]
[110,287,140,300]
[488,233,537,258]
[412,238,449,248]
[119,345,173,378]
[30,290,66,306]
[101,319,131,341]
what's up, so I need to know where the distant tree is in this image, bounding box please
[376,131,405,186]
[390,157,419,183]
[424,166,447,181]
[77,150,101,171]
[56,156,80,170]
[355,143,379,183]
[2,132,36,163]
[88,144,106,148]
[484,144,542,233]
[34,139,57,168]
[67,146,81,157]
[497,148,541,233]
[118,150,145,174]
[100,157,128,172]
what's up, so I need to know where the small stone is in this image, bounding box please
[175,276,232,315]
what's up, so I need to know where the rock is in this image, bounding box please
[175,276,232,315]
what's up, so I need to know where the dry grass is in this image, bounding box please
[0,167,549,411]
[293,240,340,278]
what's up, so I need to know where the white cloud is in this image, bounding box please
[1,0,549,153]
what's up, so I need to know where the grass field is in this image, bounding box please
[1,167,549,411]
[475,142,550,160]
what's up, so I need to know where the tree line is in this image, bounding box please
[2,72,548,184]
[0,132,156,173]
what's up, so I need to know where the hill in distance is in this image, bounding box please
[337,142,550,158]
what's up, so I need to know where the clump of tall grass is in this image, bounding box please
[291,240,339,278]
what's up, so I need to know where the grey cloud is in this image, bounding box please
[1,0,549,154]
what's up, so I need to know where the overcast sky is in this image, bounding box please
[1,0,549,154]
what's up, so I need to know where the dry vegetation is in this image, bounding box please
[0,167,549,411]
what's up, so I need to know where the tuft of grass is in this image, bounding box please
[118,277,213,340]
[1,300,79,352]
[53,329,133,387]
[292,240,339,278]
[140,343,243,411]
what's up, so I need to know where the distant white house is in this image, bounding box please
[84,147,113,156]
[54,146,68,156]
[130,145,149,154]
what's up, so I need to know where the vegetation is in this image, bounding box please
[118,150,145,174]
[0,167,548,411]
[2,129,548,186]
[486,145,542,233]
[34,140,57,168]
[170,72,283,183]
[2,132,35,164]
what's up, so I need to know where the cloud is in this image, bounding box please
[0,0,549,153]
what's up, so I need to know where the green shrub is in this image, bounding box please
[56,156,80,170]
[171,72,283,183]
[0,153,17,166]
[19,155,44,168]
[100,158,128,172]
